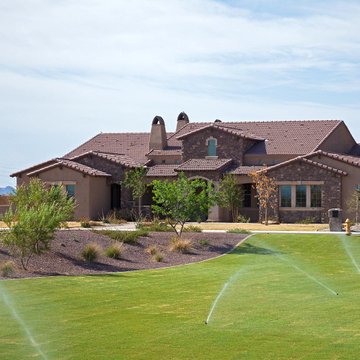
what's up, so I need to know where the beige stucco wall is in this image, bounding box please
[243,154,295,166]
[308,154,360,221]
[36,167,91,219]
[89,177,111,220]
[317,122,356,154]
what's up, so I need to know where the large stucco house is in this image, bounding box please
[11,113,360,223]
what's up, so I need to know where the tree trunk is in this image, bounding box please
[265,206,268,226]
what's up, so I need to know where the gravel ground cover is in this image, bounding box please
[0,230,247,279]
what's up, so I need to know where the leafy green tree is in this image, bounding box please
[121,166,148,218]
[151,173,218,238]
[219,173,244,222]
[1,179,75,270]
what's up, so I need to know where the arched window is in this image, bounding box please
[208,139,216,156]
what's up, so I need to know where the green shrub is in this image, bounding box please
[104,243,123,259]
[183,225,202,232]
[81,222,91,228]
[199,240,209,245]
[237,214,250,223]
[295,217,316,224]
[81,243,101,262]
[143,223,173,232]
[92,229,149,244]
[170,238,193,254]
[152,251,164,262]
[226,228,251,234]
[0,261,15,277]
[146,245,158,255]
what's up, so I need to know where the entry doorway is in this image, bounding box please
[111,184,121,209]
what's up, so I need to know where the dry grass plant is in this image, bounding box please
[0,260,15,277]
[170,238,193,254]
[104,243,123,259]
[81,243,101,262]
[146,245,158,255]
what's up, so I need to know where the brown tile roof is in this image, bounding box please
[264,156,348,176]
[64,133,155,164]
[146,147,182,157]
[146,164,178,177]
[176,123,264,141]
[170,120,342,155]
[348,144,360,156]
[27,159,112,177]
[10,159,57,177]
[225,165,264,175]
[175,158,233,172]
[71,151,142,168]
[305,150,360,168]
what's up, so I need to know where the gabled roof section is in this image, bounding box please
[305,150,360,168]
[176,123,264,141]
[70,151,141,168]
[146,164,178,177]
[27,159,112,177]
[175,158,233,172]
[264,156,348,176]
[10,159,57,177]
[225,165,264,175]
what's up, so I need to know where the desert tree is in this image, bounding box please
[218,173,244,222]
[248,165,276,225]
[151,173,219,238]
[121,166,148,218]
[1,178,75,270]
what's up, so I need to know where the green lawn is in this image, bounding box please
[1,234,360,359]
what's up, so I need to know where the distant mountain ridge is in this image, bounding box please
[0,186,15,195]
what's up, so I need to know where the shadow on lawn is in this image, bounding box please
[232,243,285,256]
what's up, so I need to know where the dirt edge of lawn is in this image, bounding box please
[0,230,250,280]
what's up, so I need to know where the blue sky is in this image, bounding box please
[1,0,360,187]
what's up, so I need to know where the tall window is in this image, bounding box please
[311,185,321,208]
[243,184,252,207]
[66,185,75,197]
[281,185,292,207]
[208,140,216,156]
[296,185,306,207]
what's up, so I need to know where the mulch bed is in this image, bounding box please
[0,230,248,280]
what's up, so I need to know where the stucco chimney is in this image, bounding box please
[149,116,168,150]
[176,112,189,132]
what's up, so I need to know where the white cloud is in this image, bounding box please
[1,0,360,186]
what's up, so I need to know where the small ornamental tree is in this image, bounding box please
[346,187,360,224]
[1,179,75,270]
[219,173,244,222]
[248,165,276,225]
[121,166,148,218]
[151,173,218,238]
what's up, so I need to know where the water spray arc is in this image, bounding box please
[0,285,48,360]
[340,236,360,273]
[257,240,339,296]
[205,270,242,325]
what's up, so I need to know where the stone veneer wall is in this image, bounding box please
[263,161,342,223]
[181,128,257,165]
